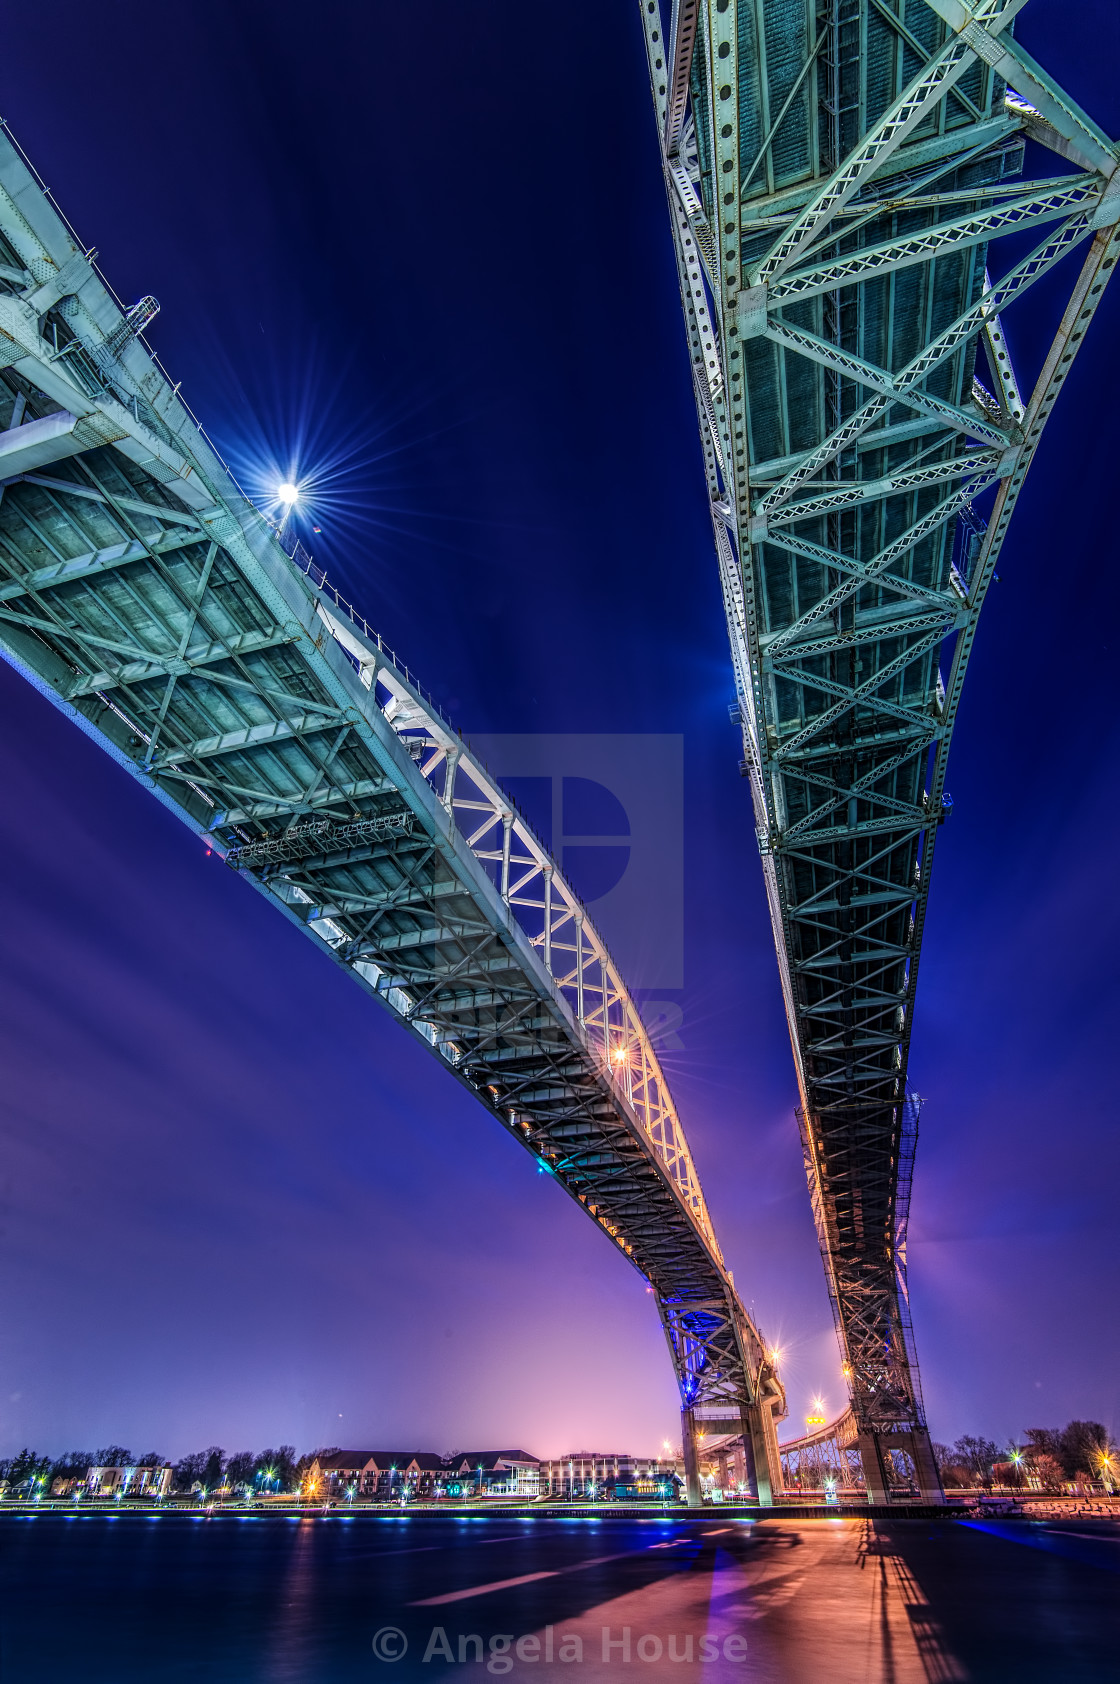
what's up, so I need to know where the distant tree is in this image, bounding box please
[952,1436,1002,1484]
[135,1453,164,1468]
[50,1452,95,1479]
[255,1447,297,1492]
[173,1452,207,1491]
[992,1459,1022,1490]
[931,1444,971,1488]
[6,1449,52,1493]
[200,1447,226,1491]
[225,1452,256,1490]
[95,1446,133,1468]
[1029,1453,1065,1490]
[1058,1422,1111,1481]
[1024,1427,1062,1462]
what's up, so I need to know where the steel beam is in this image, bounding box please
[643,0,1115,1494]
[0,115,786,1451]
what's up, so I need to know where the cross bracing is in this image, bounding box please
[642,0,1118,1497]
[0,120,786,1501]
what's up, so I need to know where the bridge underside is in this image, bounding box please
[0,120,786,1500]
[643,0,1117,1498]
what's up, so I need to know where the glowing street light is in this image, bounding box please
[275,480,301,538]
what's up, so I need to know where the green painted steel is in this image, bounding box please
[0,117,786,1487]
[644,0,1118,1494]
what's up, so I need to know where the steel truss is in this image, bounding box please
[0,121,785,1502]
[642,0,1118,1500]
[778,1406,863,1492]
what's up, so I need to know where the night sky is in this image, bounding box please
[0,0,1117,1463]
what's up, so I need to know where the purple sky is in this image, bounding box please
[0,0,1118,1463]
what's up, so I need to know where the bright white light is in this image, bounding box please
[277,481,300,506]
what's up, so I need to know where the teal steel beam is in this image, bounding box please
[0,115,786,1500]
[642,0,1118,1501]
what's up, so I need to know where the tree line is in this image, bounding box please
[0,1444,316,1497]
[931,1420,1116,1488]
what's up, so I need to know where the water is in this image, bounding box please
[1,1511,1117,1681]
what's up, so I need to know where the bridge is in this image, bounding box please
[0,0,1112,1512]
[0,118,785,1505]
[641,0,1118,1500]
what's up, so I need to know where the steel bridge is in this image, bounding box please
[641,0,1118,1499]
[0,120,786,1505]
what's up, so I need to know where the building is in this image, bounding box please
[538,1453,681,1500]
[444,1452,540,1498]
[84,1465,173,1499]
[308,1451,446,1499]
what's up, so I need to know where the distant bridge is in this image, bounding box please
[642,0,1118,1500]
[0,120,783,1503]
[778,1407,862,1494]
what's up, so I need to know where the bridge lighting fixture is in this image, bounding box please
[274,479,302,539]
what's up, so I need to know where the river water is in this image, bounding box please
[1,1510,1117,1681]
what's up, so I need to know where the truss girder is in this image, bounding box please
[0,122,787,1451]
[642,0,1118,1453]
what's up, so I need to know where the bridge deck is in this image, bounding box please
[0,119,782,1481]
[643,0,1118,1493]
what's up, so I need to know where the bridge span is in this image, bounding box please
[0,121,783,1503]
[642,0,1118,1500]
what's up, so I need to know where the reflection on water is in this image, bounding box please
[1,1513,1117,1682]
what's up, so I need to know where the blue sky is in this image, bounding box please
[0,0,1117,1461]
